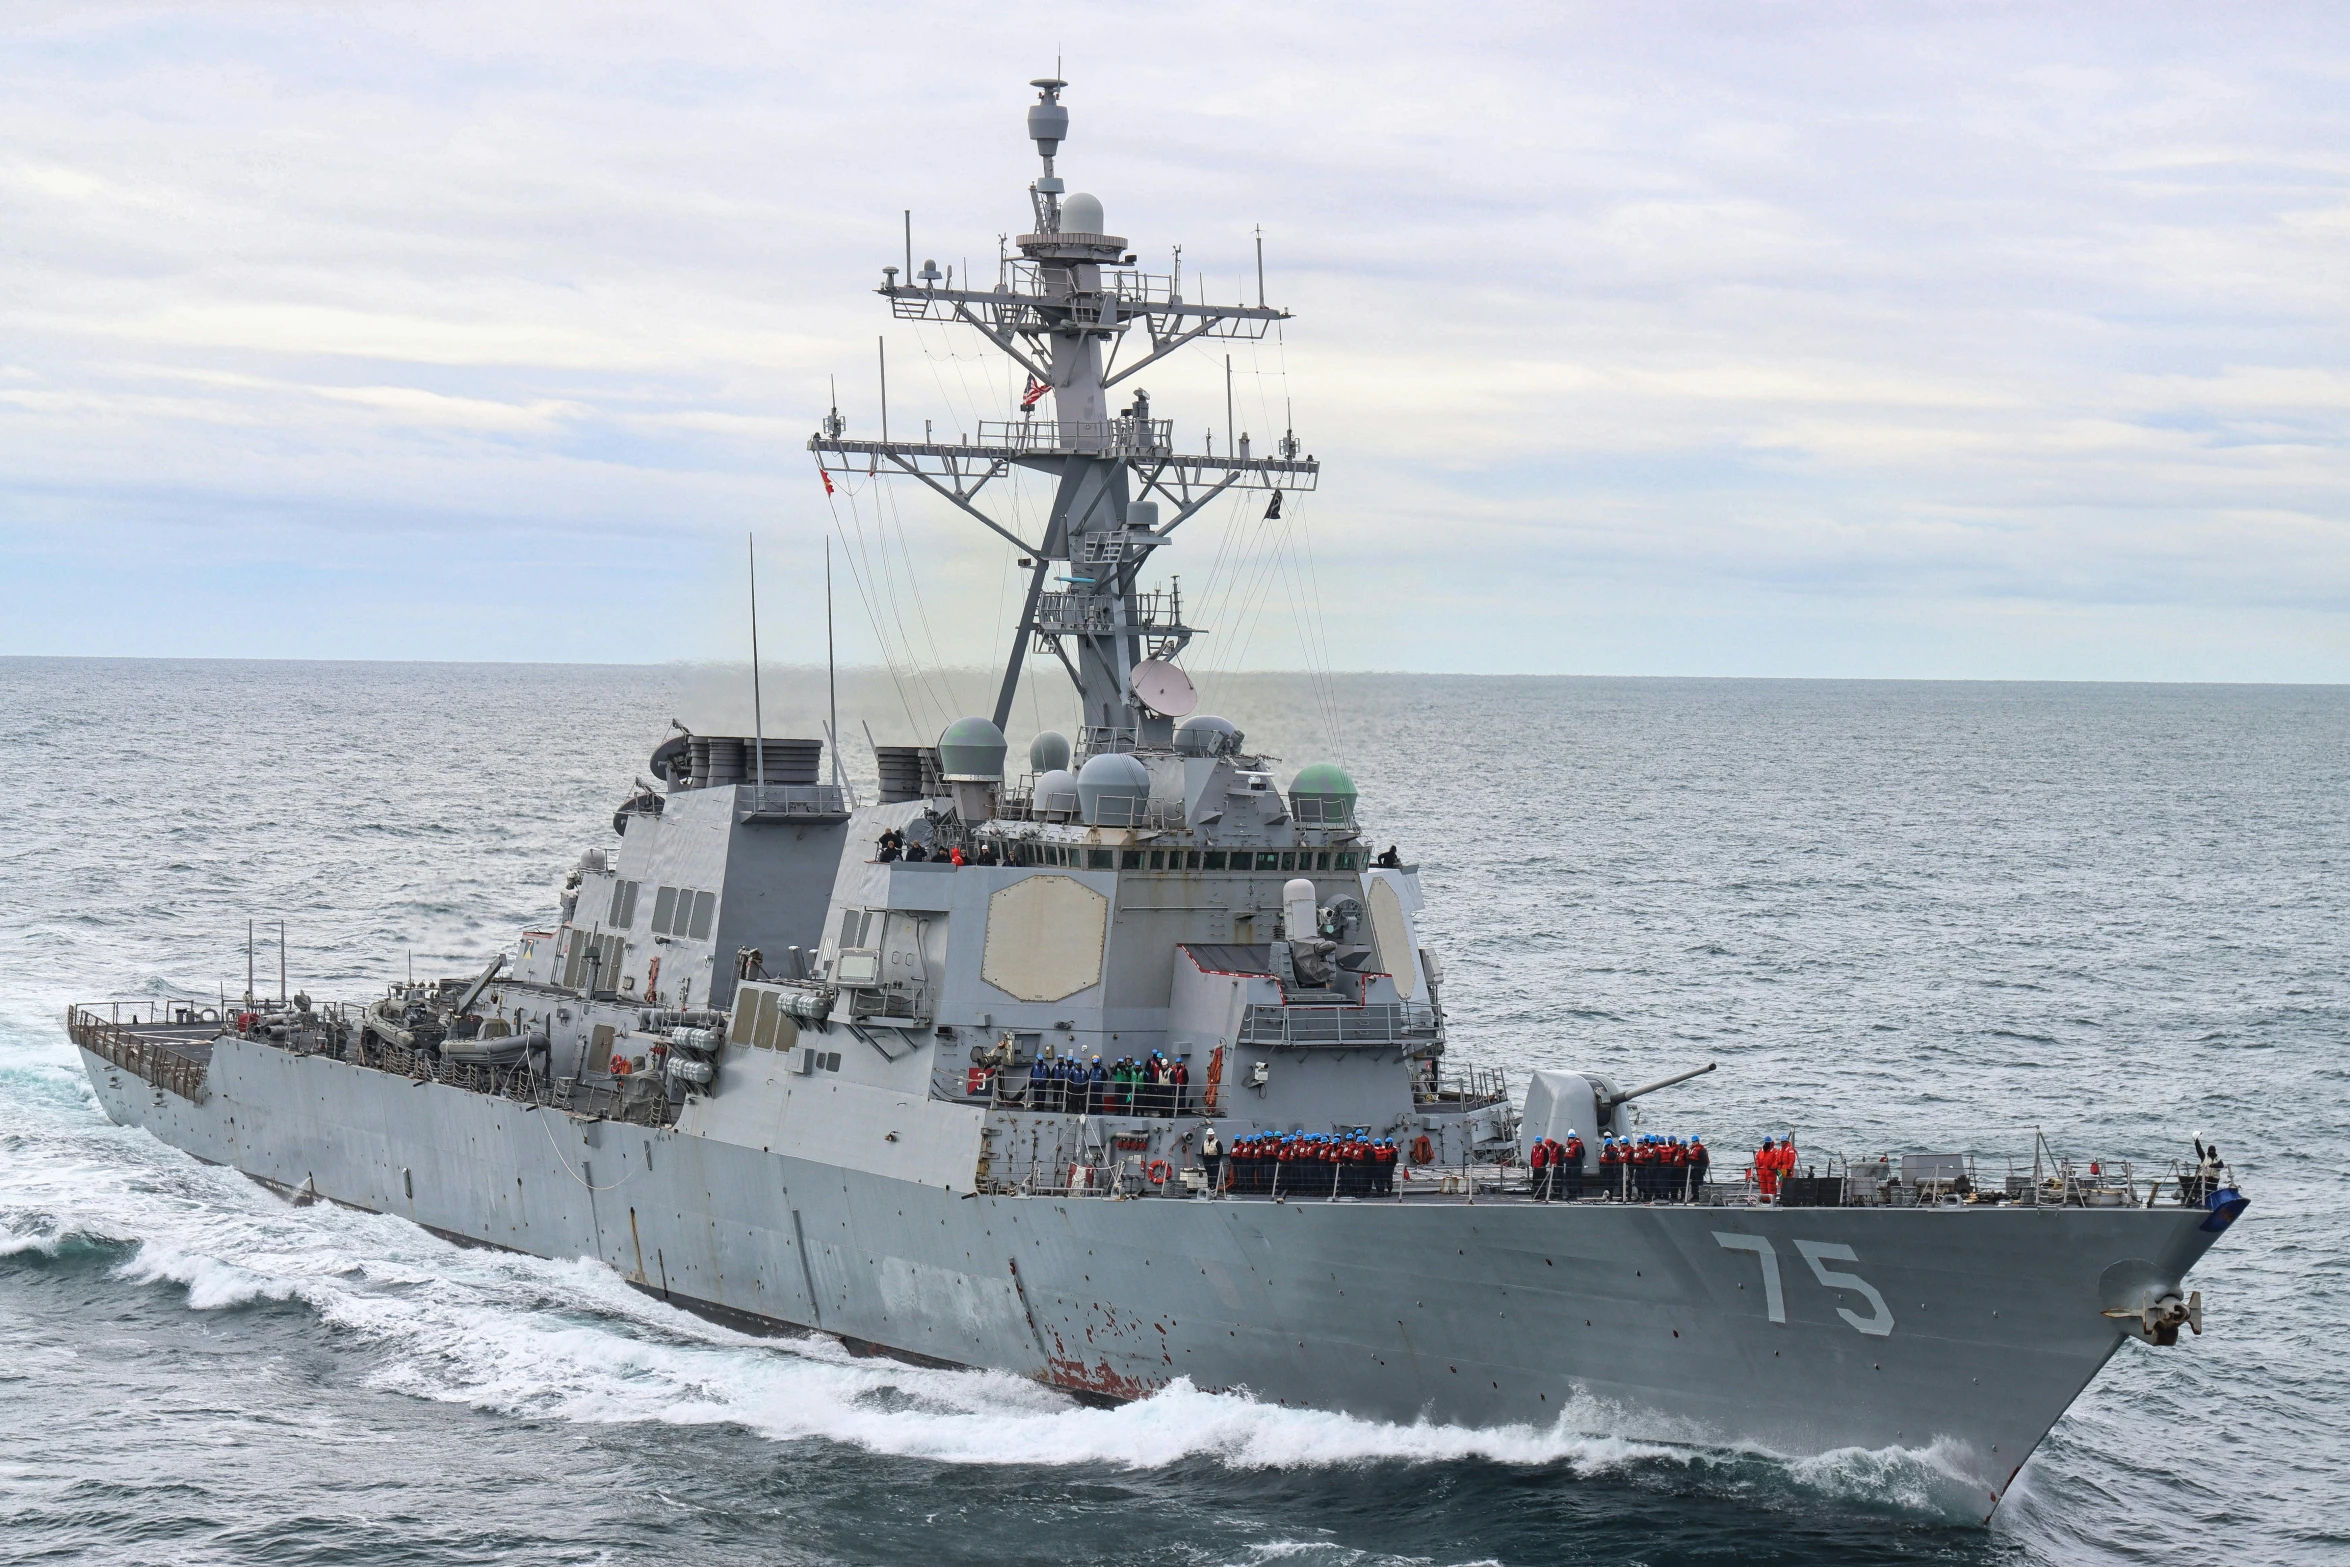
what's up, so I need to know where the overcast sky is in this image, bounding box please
[3,3,2345,681]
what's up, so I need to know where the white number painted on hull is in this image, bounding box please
[1713,1232,1896,1336]
[1793,1239,1896,1336]
[1711,1232,1786,1323]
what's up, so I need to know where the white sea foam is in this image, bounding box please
[115,1240,309,1310]
[0,1227,69,1259]
[1785,1437,2004,1522]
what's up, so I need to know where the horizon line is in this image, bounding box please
[1,653,2344,691]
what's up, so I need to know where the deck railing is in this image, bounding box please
[66,1006,211,1104]
[1413,1065,1509,1108]
[739,783,851,821]
[349,1035,678,1127]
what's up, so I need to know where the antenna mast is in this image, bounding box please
[808,75,1317,756]
[826,537,841,792]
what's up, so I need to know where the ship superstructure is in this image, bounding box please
[69,79,2245,1520]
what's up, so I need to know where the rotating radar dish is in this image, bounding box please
[1129,659,1198,718]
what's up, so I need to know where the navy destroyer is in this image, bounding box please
[71,78,2246,1518]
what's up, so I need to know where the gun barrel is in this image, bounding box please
[1604,1061,1717,1110]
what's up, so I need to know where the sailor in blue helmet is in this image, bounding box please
[1278,1132,1316,1193]
[1559,1125,1586,1201]
[1027,1047,1048,1107]
[1087,1054,1108,1115]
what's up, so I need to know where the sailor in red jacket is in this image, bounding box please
[1560,1133,1586,1201]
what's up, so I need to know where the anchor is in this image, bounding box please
[2104,1289,2203,1346]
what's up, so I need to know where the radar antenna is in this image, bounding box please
[809,77,1319,754]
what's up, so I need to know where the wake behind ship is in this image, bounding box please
[71,77,2246,1520]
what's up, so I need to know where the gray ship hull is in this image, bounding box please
[81,1035,2224,1516]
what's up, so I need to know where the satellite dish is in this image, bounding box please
[1129,659,1198,718]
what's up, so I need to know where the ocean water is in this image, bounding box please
[2,657,2343,1567]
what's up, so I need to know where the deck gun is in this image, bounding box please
[1597,1061,1717,1127]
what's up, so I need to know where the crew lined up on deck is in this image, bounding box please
[874,829,996,866]
[1527,1132,1586,1200]
[1020,1048,1188,1116]
[1224,1130,1398,1196]
[1593,1133,1712,1202]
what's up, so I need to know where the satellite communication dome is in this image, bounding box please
[1288,761,1359,826]
[1033,767,1080,819]
[1128,658,1197,718]
[936,715,1008,781]
[1076,751,1151,826]
[1029,729,1072,774]
[1061,192,1104,235]
[1174,714,1242,757]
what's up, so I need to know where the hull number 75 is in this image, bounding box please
[1712,1232,1896,1336]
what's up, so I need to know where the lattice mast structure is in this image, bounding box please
[810,78,1320,754]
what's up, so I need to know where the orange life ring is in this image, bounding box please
[610,1054,631,1076]
[1145,1159,1173,1185]
[1410,1134,1435,1166]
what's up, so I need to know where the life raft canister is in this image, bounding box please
[1410,1134,1435,1165]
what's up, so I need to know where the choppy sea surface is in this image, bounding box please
[2,658,2343,1567]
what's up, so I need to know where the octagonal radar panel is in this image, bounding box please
[1129,658,1198,718]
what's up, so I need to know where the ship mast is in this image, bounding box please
[810,77,1319,754]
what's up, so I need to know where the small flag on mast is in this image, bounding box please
[1021,375,1049,411]
[1265,491,1282,520]
[821,469,835,496]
